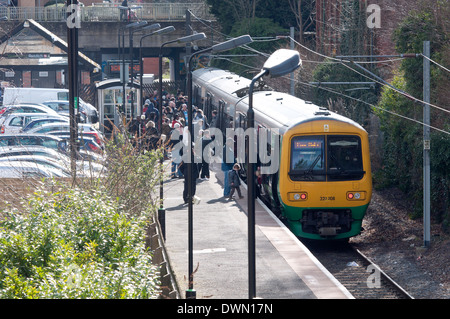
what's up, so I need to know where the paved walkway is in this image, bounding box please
[162,162,352,299]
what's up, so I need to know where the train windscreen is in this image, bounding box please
[289,135,364,181]
[290,136,325,181]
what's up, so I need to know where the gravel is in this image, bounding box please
[350,188,450,299]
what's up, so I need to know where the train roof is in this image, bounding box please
[193,68,251,100]
[193,67,365,134]
[237,91,364,133]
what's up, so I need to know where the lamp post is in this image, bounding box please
[139,26,176,117]
[185,34,253,299]
[128,21,149,120]
[67,0,79,176]
[118,21,147,125]
[126,23,161,120]
[155,32,206,240]
[246,49,301,299]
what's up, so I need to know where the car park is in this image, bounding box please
[0,113,67,135]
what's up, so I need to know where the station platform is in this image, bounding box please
[161,162,353,299]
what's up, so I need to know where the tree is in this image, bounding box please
[206,0,315,39]
[310,62,378,126]
[211,17,288,74]
[206,0,261,34]
[287,0,316,43]
[377,7,450,230]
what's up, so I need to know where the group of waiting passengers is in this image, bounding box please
[133,88,218,177]
[131,87,243,203]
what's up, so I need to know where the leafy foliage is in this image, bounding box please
[310,62,378,126]
[379,9,450,230]
[393,9,447,99]
[210,16,288,75]
[0,186,160,298]
[0,132,164,298]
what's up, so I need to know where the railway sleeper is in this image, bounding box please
[300,209,353,236]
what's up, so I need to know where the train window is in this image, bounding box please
[327,135,364,181]
[289,136,325,181]
[289,135,365,181]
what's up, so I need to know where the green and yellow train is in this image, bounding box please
[193,67,372,240]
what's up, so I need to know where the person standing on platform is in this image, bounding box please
[199,129,212,180]
[221,137,235,198]
[228,163,243,200]
[180,145,199,204]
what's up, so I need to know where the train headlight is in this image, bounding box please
[347,191,366,201]
[289,192,308,201]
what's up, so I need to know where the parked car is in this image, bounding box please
[0,161,70,178]
[0,145,106,171]
[51,133,104,154]
[21,117,69,132]
[0,113,67,134]
[40,100,71,118]
[0,154,105,178]
[0,103,59,118]
[24,122,105,149]
[0,134,67,152]
[0,134,104,162]
[0,145,68,159]
[42,100,99,124]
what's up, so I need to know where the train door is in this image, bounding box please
[257,125,282,213]
[193,85,200,108]
[204,92,213,124]
[217,100,227,134]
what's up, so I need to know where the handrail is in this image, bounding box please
[0,3,214,22]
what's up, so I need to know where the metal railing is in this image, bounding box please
[0,3,214,22]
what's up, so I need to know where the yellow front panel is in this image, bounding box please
[279,119,372,208]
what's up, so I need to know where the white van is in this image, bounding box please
[2,88,69,105]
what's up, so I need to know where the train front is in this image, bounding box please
[278,118,372,240]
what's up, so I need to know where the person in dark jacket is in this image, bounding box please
[199,129,212,180]
[221,137,235,197]
[144,99,159,123]
[179,146,199,204]
[228,163,243,200]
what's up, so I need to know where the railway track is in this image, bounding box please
[302,240,414,299]
[241,176,414,299]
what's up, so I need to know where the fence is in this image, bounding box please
[0,3,214,22]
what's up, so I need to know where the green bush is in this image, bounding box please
[0,185,160,298]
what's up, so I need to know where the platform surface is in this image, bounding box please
[162,162,353,299]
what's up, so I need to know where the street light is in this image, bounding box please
[185,34,253,299]
[128,22,153,120]
[246,49,301,299]
[117,21,148,126]
[139,26,176,115]
[156,32,206,240]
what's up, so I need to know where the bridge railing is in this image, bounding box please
[0,3,214,22]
